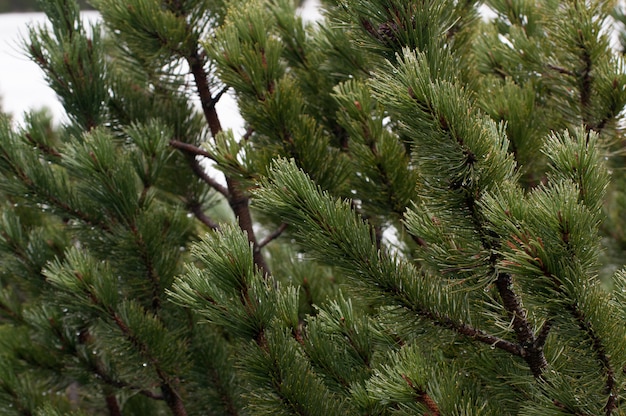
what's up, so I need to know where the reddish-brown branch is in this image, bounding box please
[189,202,220,230]
[547,64,575,77]
[258,223,288,248]
[186,47,270,276]
[189,156,230,198]
[24,133,62,158]
[401,374,440,416]
[105,394,122,416]
[227,178,271,275]
[243,127,254,141]
[171,140,230,198]
[187,49,223,137]
[535,319,552,350]
[410,233,428,247]
[169,139,218,162]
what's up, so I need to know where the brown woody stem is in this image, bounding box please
[186,47,270,275]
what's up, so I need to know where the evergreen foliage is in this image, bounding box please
[1,0,626,414]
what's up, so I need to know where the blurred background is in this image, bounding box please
[0,0,93,13]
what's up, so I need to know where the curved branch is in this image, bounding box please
[185,46,270,275]
[188,201,220,231]
[187,155,230,198]
[170,139,219,162]
[258,223,288,248]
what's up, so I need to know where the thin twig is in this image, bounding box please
[189,202,220,230]
[450,318,523,357]
[410,233,428,247]
[258,223,288,248]
[243,127,254,141]
[208,86,230,110]
[169,140,230,197]
[547,64,575,76]
[170,139,218,162]
[24,133,62,158]
[187,156,230,198]
[535,319,552,349]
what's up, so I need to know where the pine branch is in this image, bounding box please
[90,361,164,401]
[535,319,553,350]
[110,311,188,416]
[59,268,187,416]
[401,374,440,416]
[161,383,188,416]
[208,368,239,416]
[188,201,220,230]
[2,386,32,416]
[243,127,254,141]
[209,86,230,110]
[169,139,219,163]
[547,64,575,77]
[77,330,166,401]
[185,44,269,275]
[410,233,428,247]
[495,272,547,378]
[43,188,113,232]
[568,303,617,416]
[537,215,617,409]
[0,148,111,231]
[256,160,524,357]
[170,139,230,197]
[187,48,223,138]
[129,224,161,312]
[258,223,288,248]
[227,180,270,275]
[0,227,47,284]
[105,394,122,416]
[408,73,549,375]
[417,298,523,357]
[0,301,23,324]
[188,155,230,198]
[24,133,62,158]
[578,42,593,132]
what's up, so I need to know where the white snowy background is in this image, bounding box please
[0,2,323,129]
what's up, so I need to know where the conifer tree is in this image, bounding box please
[2,0,626,414]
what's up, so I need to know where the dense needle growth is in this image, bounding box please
[1,0,626,415]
